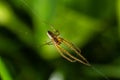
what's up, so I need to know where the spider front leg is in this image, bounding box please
[50,25,60,36]
[45,41,53,45]
[54,30,60,36]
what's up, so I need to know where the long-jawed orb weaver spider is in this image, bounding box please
[46,26,90,66]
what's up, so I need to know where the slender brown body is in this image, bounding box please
[47,31,62,45]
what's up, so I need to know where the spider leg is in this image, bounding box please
[55,44,91,66]
[60,38,90,66]
[45,41,53,45]
[49,25,60,36]
[55,44,76,62]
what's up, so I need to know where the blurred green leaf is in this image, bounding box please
[0,57,13,80]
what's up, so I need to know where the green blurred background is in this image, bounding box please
[0,0,120,80]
